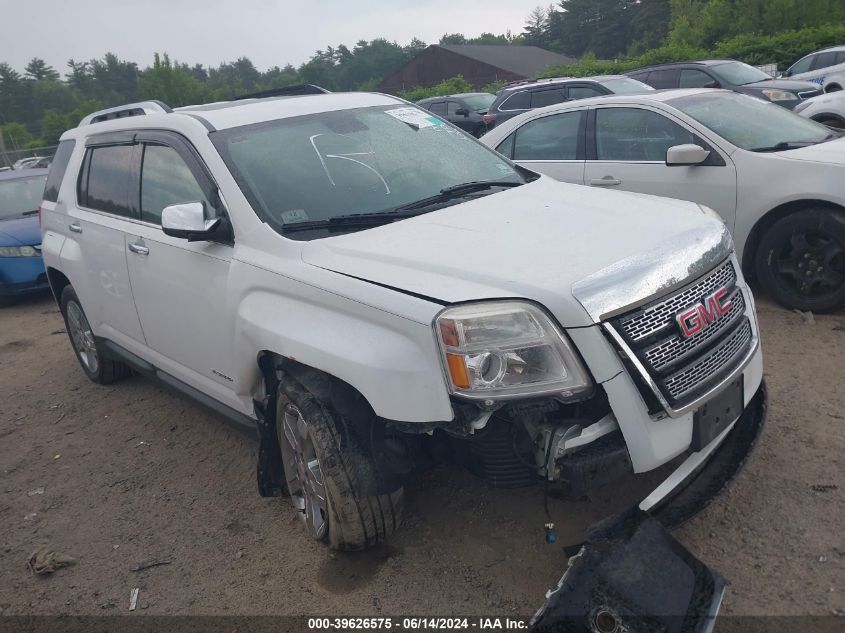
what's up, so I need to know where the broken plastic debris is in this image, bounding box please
[27,546,76,575]
[27,487,45,496]
[129,587,139,611]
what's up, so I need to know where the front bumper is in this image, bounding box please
[0,256,48,297]
[531,382,766,631]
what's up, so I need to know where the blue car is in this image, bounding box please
[0,168,50,305]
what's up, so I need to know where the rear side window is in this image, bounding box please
[647,69,680,89]
[567,85,605,100]
[499,91,530,111]
[428,102,447,116]
[513,111,583,161]
[78,144,135,217]
[530,89,567,108]
[42,140,76,202]
[812,52,838,70]
[837,51,845,65]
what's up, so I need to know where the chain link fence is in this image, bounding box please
[0,144,58,170]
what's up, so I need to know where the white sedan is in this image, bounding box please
[480,88,845,312]
[793,90,845,129]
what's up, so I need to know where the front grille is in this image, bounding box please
[663,320,752,400]
[608,259,754,410]
[620,260,735,342]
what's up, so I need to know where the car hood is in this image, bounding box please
[779,136,845,165]
[301,178,727,327]
[743,78,820,92]
[0,215,40,246]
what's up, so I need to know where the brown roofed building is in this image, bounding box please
[377,45,576,93]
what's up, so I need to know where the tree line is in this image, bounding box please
[2,0,844,150]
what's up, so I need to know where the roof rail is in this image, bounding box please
[501,76,574,90]
[79,100,173,127]
[234,84,330,100]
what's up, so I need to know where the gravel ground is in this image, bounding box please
[0,292,842,619]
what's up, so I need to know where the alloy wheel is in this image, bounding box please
[278,403,328,539]
[774,230,845,300]
[67,301,99,374]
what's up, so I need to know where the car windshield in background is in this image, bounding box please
[599,77,655,94]
[0,175,47,220]
[212,105,522,235]
[710,61,772,85]
[669,92,833,151]
[463,94,496,111]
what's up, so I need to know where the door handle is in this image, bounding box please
[590,177,622,187]
[68,223,82,233]
[128,241,149,256]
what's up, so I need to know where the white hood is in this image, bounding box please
[780,136,845,166]
[302,178,725,327]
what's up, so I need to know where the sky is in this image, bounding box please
[2,0,545,74]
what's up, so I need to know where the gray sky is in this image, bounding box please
[3,0,545,74]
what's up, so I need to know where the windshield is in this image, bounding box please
[212,105,521,235]
[462,94,496,111]
[0,175,47,220]
[599,77,655,94]
[710,61,771,85]
[668,91,832,151]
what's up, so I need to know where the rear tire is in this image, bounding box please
[276,374,403,551]
[60,286,131,384]
[754,208,845,312]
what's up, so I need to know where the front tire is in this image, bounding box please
[60,286,131,384]
[754,208,845,312]
[276,374,403,550]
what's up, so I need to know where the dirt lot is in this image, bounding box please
[0,292,843,619]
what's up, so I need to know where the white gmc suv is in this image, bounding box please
[40,92,766,552]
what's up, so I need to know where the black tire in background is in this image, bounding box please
[59,285,131,384]
[275,373,403,551]
[754,208,845,312]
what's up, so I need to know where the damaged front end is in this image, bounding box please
[531,383,767,632]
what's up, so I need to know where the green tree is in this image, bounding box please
[24,58,60,81]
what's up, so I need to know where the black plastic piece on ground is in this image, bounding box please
[531,511,724,633]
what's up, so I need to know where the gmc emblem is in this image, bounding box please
[676,288,733,338]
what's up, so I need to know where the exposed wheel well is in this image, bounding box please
[825,83,842,92]
[46,267,71,307]
[741,200,845,280]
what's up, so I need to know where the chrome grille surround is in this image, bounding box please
[604,257,758,416]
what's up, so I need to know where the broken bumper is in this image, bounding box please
[532,381,767,631]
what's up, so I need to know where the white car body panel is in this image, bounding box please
[480,88,845,271]
[785,46,845,92]
[794,91,845,126]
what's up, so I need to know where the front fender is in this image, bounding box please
[231,282,454,424]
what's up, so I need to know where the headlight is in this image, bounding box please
[0,245,39,257]
[761,89,797,102]
[434,301,593,400]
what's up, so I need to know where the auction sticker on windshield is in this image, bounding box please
[386,107,445,129]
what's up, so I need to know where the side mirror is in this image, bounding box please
[703,80,720,88]
[666,144,711,167]
[455,108,469,117]
[161,202,222,241]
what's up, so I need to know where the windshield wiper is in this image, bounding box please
[280,180,523,234]
[749,141,819,152]
[392,180,523,212]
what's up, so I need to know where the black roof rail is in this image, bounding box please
[234,84,331,100]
